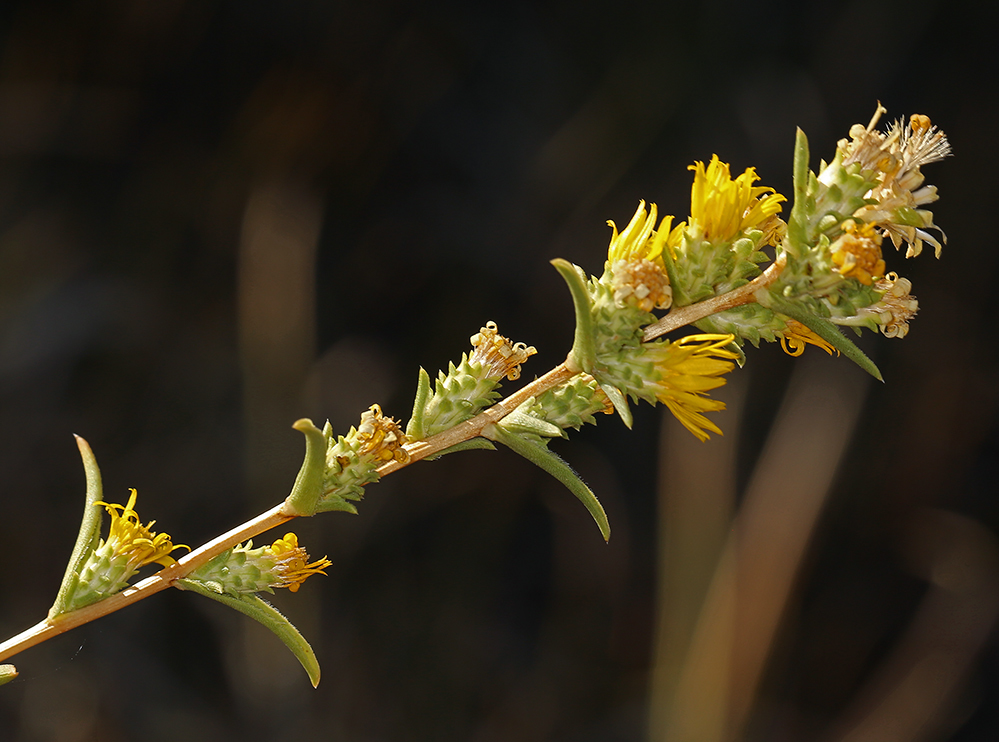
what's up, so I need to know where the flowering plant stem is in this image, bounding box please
[0,268,783,667]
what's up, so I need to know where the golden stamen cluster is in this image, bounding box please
[469,321,537,381]
[356,404,410,464]
[609,258,672,312]
[830,221,886,285]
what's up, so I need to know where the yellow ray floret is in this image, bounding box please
[606,201,674,263]
[645,333,740,442]
[688,155,786,243]
[96,489,188,569]
[779,320,837,357]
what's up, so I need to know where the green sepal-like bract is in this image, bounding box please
[49,436,106,619]
[283,418,327,516]
[485,423,610,541]
[177,578,321,687]
[406,367,433,440]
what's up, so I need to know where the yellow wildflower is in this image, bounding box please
[687,155,786,243]
[644,333,739,442]
[606,201,674,263]
[266,533,332,593]
[97,488,188,570]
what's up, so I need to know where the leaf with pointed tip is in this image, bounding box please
[283,419,327,516]
[487,425,610,541]
[177,578,321,687]
[787,127,812,256]
[49,436,105,619]
[551,259,596,373]
[760,291,883,381]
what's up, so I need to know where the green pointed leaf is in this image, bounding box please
[406,367,432,439]
[551,258,596,373]
[283,418,327,516]
[0,665,17,687]
[787,127,812,256]
[177,579,321,687]
[760,291,883,381]
[49,436,105,619]
[598,382,633,429]
[487,425,610,541]
[425,438,497,460]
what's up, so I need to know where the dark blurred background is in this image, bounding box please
[1,0,997,740]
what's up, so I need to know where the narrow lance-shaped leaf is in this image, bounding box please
[177,578,321,688]
[759,290,883,381]
[49,436,105,619]
[485,423,610,541]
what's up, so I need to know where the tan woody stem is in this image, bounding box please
[1,260,782,664]
[642,253,786,342]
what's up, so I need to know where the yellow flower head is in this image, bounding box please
[266,533,332,593]
[644,333,739,442]
[687,155,786,243]
[97,489,188,570]
[606,201,674,263]
[778,320,838,357]
[469,321,537,381]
